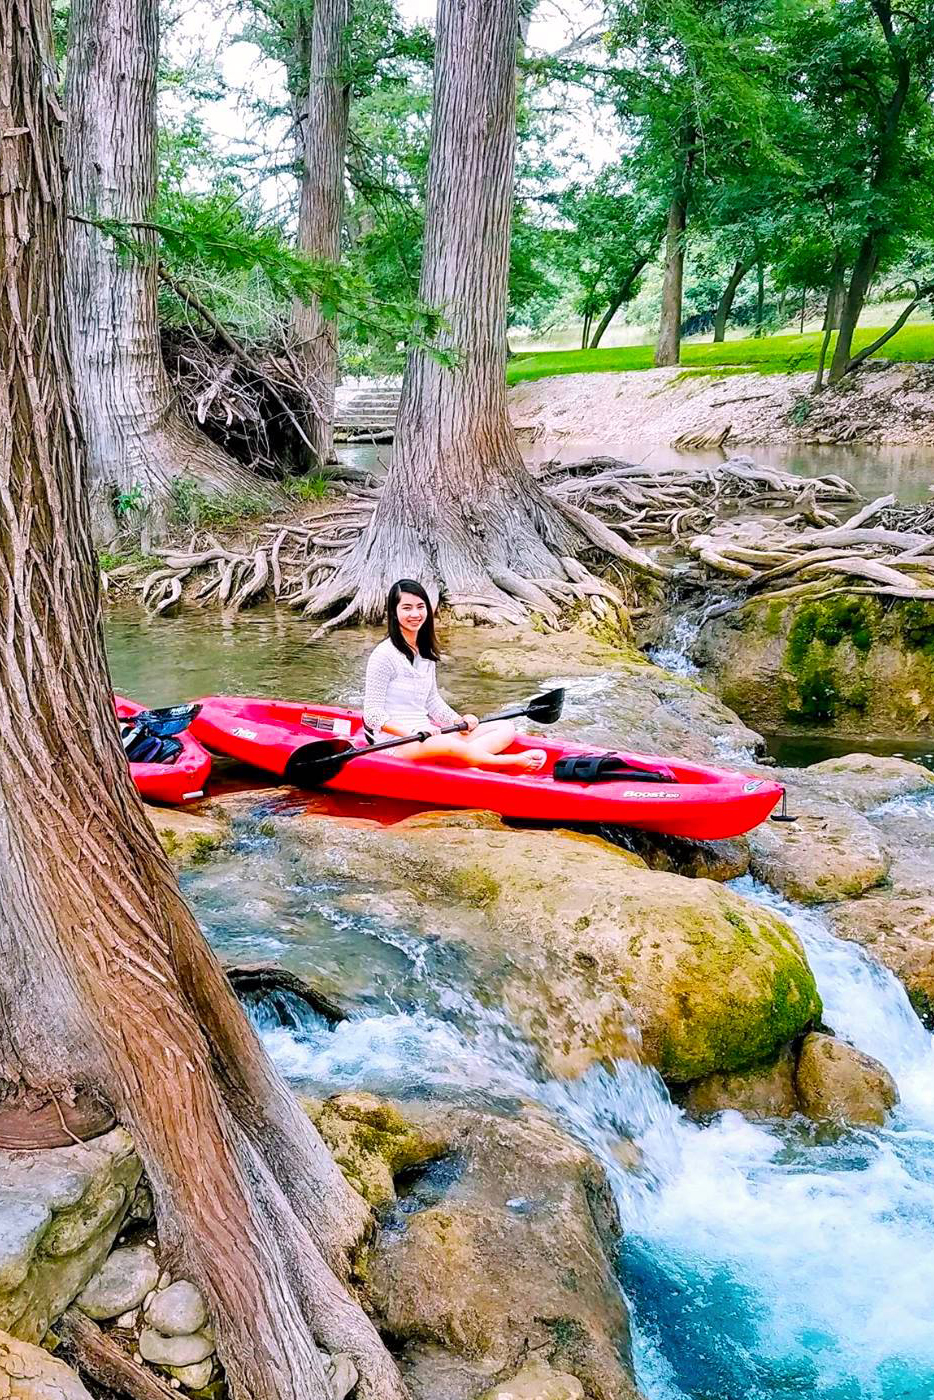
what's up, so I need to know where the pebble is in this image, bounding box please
[145,1281,208,1337]
[324,1352,358,1400]
[168,1358,214,1390]
[114,1309,138,1329]
[76,1245,160,1321]
[138,1328,215,1368]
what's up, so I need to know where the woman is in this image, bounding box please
[363,580,546,773]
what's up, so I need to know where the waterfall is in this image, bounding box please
[241,872,934,1400]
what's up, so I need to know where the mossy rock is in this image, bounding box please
[279,818,822,1084]
[700,591,934,735]
[145,805,230,868]
[301,1092,449,1209]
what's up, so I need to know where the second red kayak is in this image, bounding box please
[115,695,212,805]
[190,695,782,839]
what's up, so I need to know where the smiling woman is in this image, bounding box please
[362,579,548,771]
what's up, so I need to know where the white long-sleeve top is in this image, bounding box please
[363,637,461,738]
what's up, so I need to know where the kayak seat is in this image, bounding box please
[121,726,184,765]
[553,754,677,784]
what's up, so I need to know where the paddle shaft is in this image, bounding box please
[293,688,565,786]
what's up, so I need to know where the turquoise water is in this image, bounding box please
[177,811,934,1400]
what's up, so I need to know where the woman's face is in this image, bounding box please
[396,591,428,633]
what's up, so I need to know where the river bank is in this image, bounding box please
[509,359,934,450]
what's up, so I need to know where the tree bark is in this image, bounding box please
[0,7,406,1397]
[296,0,662,628]
[654,131,694,369]
[755,257,765,337]
[588,255,650,348]
[64,0,273,542]
[822,255,846,331]
[712,258,751,343]
[829,0,911,383]
[292,0,354,468]
[654,192,688,366]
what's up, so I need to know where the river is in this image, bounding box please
[106,612,934,1400]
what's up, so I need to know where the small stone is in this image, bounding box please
[479,1358,585,1399]
[129,1182,155,1223]
[171,1381,181,1390]
[146,1239,156,1248]
[168,1358,214,1390]
[157,1269,172,1288]
[76,1245,160,1320]
[114,1309,138,1329]
[133,1352,142,1364]
[143,1291,156,1311]
[145,1281,207,1337]
[138,1329,215,1368]
[323,1352,358,1400]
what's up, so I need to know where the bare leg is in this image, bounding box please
[396,723,547,773]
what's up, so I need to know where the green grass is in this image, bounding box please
[506,322,934,385]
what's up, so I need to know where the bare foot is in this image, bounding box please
[515,749,547,773]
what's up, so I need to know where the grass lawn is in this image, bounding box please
[506,322,934,385]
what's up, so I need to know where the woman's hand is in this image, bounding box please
[461,713,480,733]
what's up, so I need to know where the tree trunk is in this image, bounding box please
[828,235,878,383]
[0,7,406,1397]
[755,257,765,337]
[64,0,273,542]
[589,255,650,349]
[822,255,846,331]
[292,0,354,469]
[713,258,750,343]
[654,191,688,366]
[293,0,663,629]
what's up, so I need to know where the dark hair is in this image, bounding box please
[386,579,440,662]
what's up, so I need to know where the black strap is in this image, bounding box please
[552,753,676,785]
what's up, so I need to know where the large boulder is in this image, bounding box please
[473,630,763,763]
[794,1033,898,1127]
[0,1331,92,1400]
[364,1101,638,1400]
[828,893,934,1028]
[795,753,934,814]
[827,786,934,1025]
[747,793,890,904]
[0,1130,142,1343]
[272,814,821,1083]
[696,592,934,736]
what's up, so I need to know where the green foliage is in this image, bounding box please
[168,479,270,531]
[113,485,145,520]
[506,322,934,383]
[789,396,814,427]
[285,473,331,503]
[899,599,934,655]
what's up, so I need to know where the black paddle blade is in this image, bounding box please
[524,687,564,725]
[134,702,202,737]
[284,738,357,788]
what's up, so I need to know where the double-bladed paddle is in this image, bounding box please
[283,687,565,788]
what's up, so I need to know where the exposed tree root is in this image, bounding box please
[682,491,934,621]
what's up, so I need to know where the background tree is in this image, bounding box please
[292,0,354,467]
[1,2,410,1396]
[65,0,276,541]
[293,0,658,627]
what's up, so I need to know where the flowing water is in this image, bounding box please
[175,814,934,1400]
[106,610,934,1396]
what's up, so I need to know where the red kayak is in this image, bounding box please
[115,695,212,805]
[190,696,782,839]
